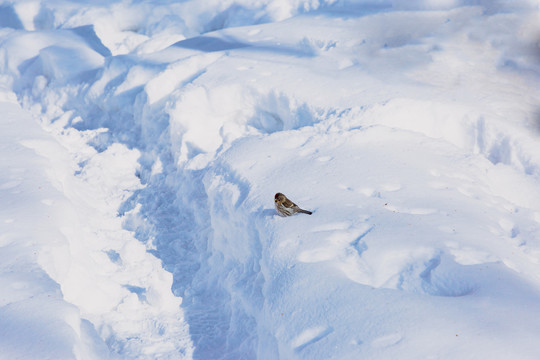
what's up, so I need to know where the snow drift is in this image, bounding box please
[1,0,540,359]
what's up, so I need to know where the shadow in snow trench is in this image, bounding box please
[173,36,250,52]
[173,35,317,58]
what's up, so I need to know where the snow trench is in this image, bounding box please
[2,9,324,358]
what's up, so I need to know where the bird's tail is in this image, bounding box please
[299,209,312,215]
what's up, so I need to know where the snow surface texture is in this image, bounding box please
[1,0,540,359]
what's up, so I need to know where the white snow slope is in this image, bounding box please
[1,0,540,359]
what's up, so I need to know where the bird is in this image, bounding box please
[274,193,312,216]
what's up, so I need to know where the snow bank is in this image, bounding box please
[0,96,110,359]
[204,124,540,359]
[2,0,540,359]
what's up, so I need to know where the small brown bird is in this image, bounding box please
[274,193,312,216]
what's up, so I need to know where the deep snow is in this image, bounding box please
[1,0,540,359]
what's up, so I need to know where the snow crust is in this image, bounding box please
[1,0,540,359]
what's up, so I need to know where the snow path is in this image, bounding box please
[2,1,540,359]
[0,88,193,358]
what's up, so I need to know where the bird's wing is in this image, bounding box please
[283,199,297,208]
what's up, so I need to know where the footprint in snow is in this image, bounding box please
[292,326,334,352]
[370,333,403,348]
[316,156,333,162]
[498,218,519,238]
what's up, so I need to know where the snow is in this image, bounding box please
[1,0,540,359]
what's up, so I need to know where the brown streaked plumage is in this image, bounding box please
[274,193,312,216]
